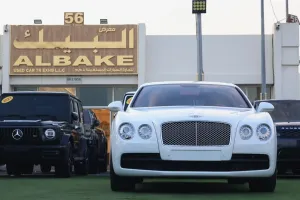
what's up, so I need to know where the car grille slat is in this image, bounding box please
[161,121,231,146]
[0,127,41,145]
[276,126,300,138]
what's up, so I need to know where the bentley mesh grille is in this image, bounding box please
[161,121,231,146]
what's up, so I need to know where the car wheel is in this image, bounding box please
[6,164,20,176]
[88,146,98,174]
[55,143,72,178]
[292,169,300,175]
[41,164,52,173]
[98,145,108,173]
[74,149,89,176]
[110,153,136,192]
[20,164,34,174]
[248,171,276,192]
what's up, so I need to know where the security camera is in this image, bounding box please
[4,24,8,32]
[275,22,280,30]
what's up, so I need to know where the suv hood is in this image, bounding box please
[0,119,68,127]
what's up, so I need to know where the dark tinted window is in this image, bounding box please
[83,110,92,124]
[0,94,71,121]
[132,84,250,108]
[123,95,134,111]
[258,101,300,122]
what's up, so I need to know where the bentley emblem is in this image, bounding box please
[189,114,202,118]
[12,129,24,140]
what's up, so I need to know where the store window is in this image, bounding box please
[76,86,113,106]
[237,85,272,102]
[14,86,38,91]
[113,86,138,101]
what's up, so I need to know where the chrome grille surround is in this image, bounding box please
[161,121,231,146]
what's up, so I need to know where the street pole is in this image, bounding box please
[260,0,267,100]
[196,14,204,81]
[286,0,289,20]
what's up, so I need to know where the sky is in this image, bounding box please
[0,0,299,35]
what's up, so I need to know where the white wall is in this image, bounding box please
[273,23,300,99]
[145,35,274,85]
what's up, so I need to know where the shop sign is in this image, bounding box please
[9,24,138,75]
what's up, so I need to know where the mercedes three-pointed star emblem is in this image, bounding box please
[12,129,24,140]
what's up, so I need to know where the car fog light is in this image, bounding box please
[45,129,56,139]
[138,124,152,139]
[239,125,253,140]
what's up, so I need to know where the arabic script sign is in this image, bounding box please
[10,25,138,75]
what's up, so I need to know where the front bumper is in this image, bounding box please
[277,138,300,168]
[0,145,68,165]
[111,142,277,178]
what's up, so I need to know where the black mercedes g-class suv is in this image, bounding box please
[83,109,108,174]
[0,91,89,178]
[254,99,300,175]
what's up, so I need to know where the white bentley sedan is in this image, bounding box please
[108,81,277,192]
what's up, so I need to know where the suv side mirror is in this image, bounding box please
[93,119,100,127]
[71,112,79,121]
[256,102,274,113]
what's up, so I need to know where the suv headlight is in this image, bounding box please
[256,124,272,141]
[118,123,135,140]
[138,124,152,139]
[45,129,56,139]
[239,125,253,140]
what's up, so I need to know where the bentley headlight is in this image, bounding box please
[45,129,56,139]
[239,125,253,140]
[118,123,135,140]
[256,124,272,141]
[138,124,152,139]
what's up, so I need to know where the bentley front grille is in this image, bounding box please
[161,121,231,146]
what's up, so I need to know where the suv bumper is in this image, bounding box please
[277,138,300,169]
[0,145,68,165]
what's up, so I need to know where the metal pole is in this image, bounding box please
[260,0,267,99]
[196,14,204,81]
[286,0,289,20]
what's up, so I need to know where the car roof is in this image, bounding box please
[1,91,81,102]
[140,81,236,87]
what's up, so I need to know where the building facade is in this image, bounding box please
[0,21,299,150]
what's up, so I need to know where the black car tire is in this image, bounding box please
[110,153,136,192]
[55,143,72,178]
[292,169,300,175]
[74,148,89,176]
[98,152,108,173]
[248,171,276,192]
[41,165,52,173]
[6,164,21,176]
[20,164,34,174]
[88,146,98,174]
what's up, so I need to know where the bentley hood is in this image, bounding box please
[126,106,254,125]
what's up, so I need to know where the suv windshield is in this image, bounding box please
[256,100,300,122]
[123,95,134,111]
[131,84,250,108]
[0,94,70,121]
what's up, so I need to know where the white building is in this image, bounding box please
[0,22,299,107]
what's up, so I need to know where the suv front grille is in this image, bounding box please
[0,127,41,145]
[161,121,231,146]
[276,126,300,138]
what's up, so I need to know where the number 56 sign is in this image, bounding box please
[64,12,84,25]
